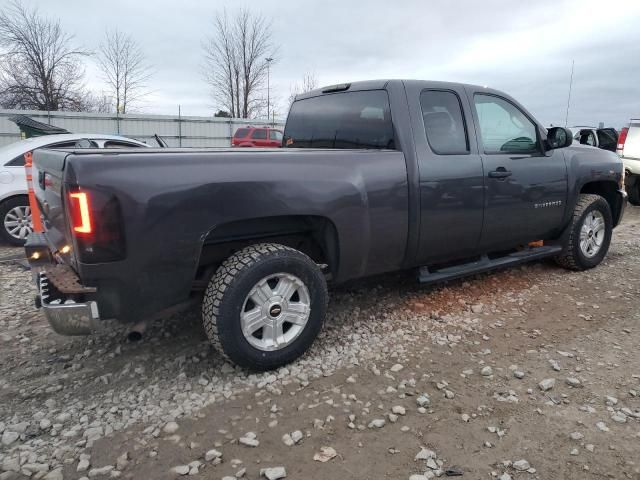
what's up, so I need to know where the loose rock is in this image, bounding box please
[513,460,530,471]
[368,419,386,429]
[205,449,222,462]
[538,378,556,391]
[415,448,437,461]
[313,446,337,462]
[172,465,190,475]
[260,467,287,479]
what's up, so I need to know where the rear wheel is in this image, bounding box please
[202,243,328,370]
[554,194,612,271]
[0,196,32,246]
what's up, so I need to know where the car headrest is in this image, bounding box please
[424,111,454,133]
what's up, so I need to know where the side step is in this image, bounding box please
[418,245,563,284]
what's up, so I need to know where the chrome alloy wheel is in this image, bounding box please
[240,273,311,351]
[3,205,32,241]
[579,210,605,258]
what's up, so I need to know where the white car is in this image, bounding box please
[618,120,640,205]
[0,134,149,245]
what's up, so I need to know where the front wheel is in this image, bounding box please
[202,243,328,370]
[554,194,613,271]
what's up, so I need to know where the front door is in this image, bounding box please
[413,86,485,265]
[469,91,568,251]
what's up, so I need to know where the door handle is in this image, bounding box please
[488,168,512,179]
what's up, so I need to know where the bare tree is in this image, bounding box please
[288,72,318,108]
[202,9,276,119]
[97,29,151,114]
[83,91,113,113]
[0,0,90,111]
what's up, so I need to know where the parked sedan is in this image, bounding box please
[0,134,148,245]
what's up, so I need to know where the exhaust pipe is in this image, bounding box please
[127,321,147,342]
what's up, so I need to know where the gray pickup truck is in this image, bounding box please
[26,80,626,370]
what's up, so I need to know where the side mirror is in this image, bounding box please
[546,127,573,150]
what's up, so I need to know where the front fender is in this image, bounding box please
[562,146,623,225]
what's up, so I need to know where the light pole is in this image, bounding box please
[265,57,274,123]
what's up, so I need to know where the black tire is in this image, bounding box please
[202,243,328,370]
[626,179,640,206]
[0,196,31,246]
[554,194,612,271]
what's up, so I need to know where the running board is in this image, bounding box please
[418,245,563,284]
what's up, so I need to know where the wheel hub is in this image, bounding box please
[240,273,311,352]
[269,304,282,317]
[579,210,605,258]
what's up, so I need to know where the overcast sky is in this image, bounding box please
[6,0,640,127]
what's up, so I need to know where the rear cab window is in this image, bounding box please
[284,90,395,149]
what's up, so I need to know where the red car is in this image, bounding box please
[232,127,283,147]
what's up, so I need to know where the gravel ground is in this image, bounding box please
[1,207,639,480]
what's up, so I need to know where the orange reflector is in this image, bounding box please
[24,151,44,233]
[69,192,92,234]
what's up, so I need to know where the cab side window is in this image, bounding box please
[251,129,267,140]
[474,94,539,154]
[420,90,469,155]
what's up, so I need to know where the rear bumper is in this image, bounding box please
[25,232,101,336]
[37,271,100,335]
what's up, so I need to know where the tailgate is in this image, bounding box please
[32,149,74,254]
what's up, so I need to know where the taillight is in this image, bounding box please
[68,192,92,234]
[67,187,126,263]
[618,127,628,151]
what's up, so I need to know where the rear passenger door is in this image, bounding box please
[250,129,268,147]
[411,85,485,264]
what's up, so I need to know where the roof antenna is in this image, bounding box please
[564,60,575,127]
